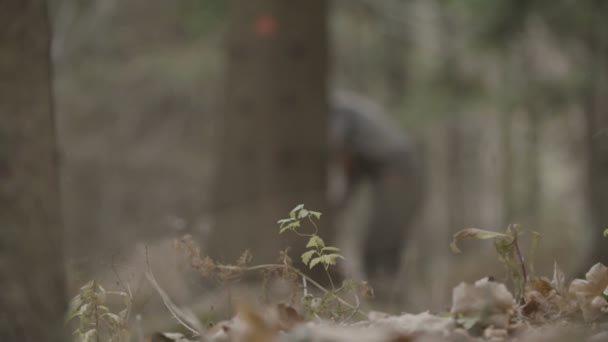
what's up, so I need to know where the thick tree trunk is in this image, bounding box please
[0,1,67,341]
[209,1,330,271]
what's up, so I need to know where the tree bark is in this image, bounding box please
[0,1,67,341]
[209,0,330,271]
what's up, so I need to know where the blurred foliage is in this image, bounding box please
[177,0,227,36]
[447,0,529,45]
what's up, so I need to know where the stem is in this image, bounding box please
[93,280,100,342]
[291,228,312,238]
[307,216,319,235]
[343,291,361,322]
[512,234,527,304]
[302,275,308,297]
[324,267,335,290]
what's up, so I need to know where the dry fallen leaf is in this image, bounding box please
[568,263,608,321]
[450,228,508,254]
[451,277,515,330]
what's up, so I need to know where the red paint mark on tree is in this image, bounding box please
[255,15,278,37]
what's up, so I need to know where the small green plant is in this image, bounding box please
[66,280,132,342]
[276,204,370,320]
[278,204,344,289]
[169,204,367,324]
[450,224,540,303]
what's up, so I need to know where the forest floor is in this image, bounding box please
[134,229,608,342]
[66,210,608,342]
[139,261,608,342]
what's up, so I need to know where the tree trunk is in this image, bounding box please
[209,0,330,271]
[0,1,67,341]
[584,1,608,267]
[381,0,408,109]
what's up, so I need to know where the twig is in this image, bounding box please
[144,246,208,341]
[218,263,368,317]
[343,291,361,322]
[302,274,308,297]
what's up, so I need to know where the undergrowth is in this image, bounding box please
[173,204,370,321]
[66,206,608,341]
[66,280,132,342]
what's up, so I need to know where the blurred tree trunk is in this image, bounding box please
[501,108,515,226]
[583,1,608,267]
[519,35,541,231]
[437,1,482,234]
[209,0,330,271]
[381,0,408,108]
[522,103,541,230]
[0,1,67,341]
[503,39,542,230]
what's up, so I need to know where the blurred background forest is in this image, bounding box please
[5,0,608,338]
[51,0,606,305]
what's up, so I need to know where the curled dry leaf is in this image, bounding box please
[450,228,507,254]
[451,278,515,330]
[568,263,608,321]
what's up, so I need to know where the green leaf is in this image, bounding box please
[97,305,110,313]
[301,250,316,266]
[604,229,608,238]
[306,235,325,249]
[119,308,129,320]
[298,209,310,219]
[323,254,344,266]
[65,297,85,324]
[309,256,323,269]
[78,303,90,316]
[309,211,322,219]
[80,280,95,292]
[450,228,508,254]
[321,246,341,252]
[82,329,98,342]
[279,220,301,234]
[277,218,294,224]
[290,204,304,218]
[101,312,122,326]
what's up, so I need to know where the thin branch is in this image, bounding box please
[145,246,208,341]
[219,263,367,317]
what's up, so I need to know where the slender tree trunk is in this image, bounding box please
[523,102,541,230]
[209,0,330,271]
[583,1,608,267]
[382,0,408,108]
[501,108,515,226]
[521,34,541,231]
[0,1,67,340]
